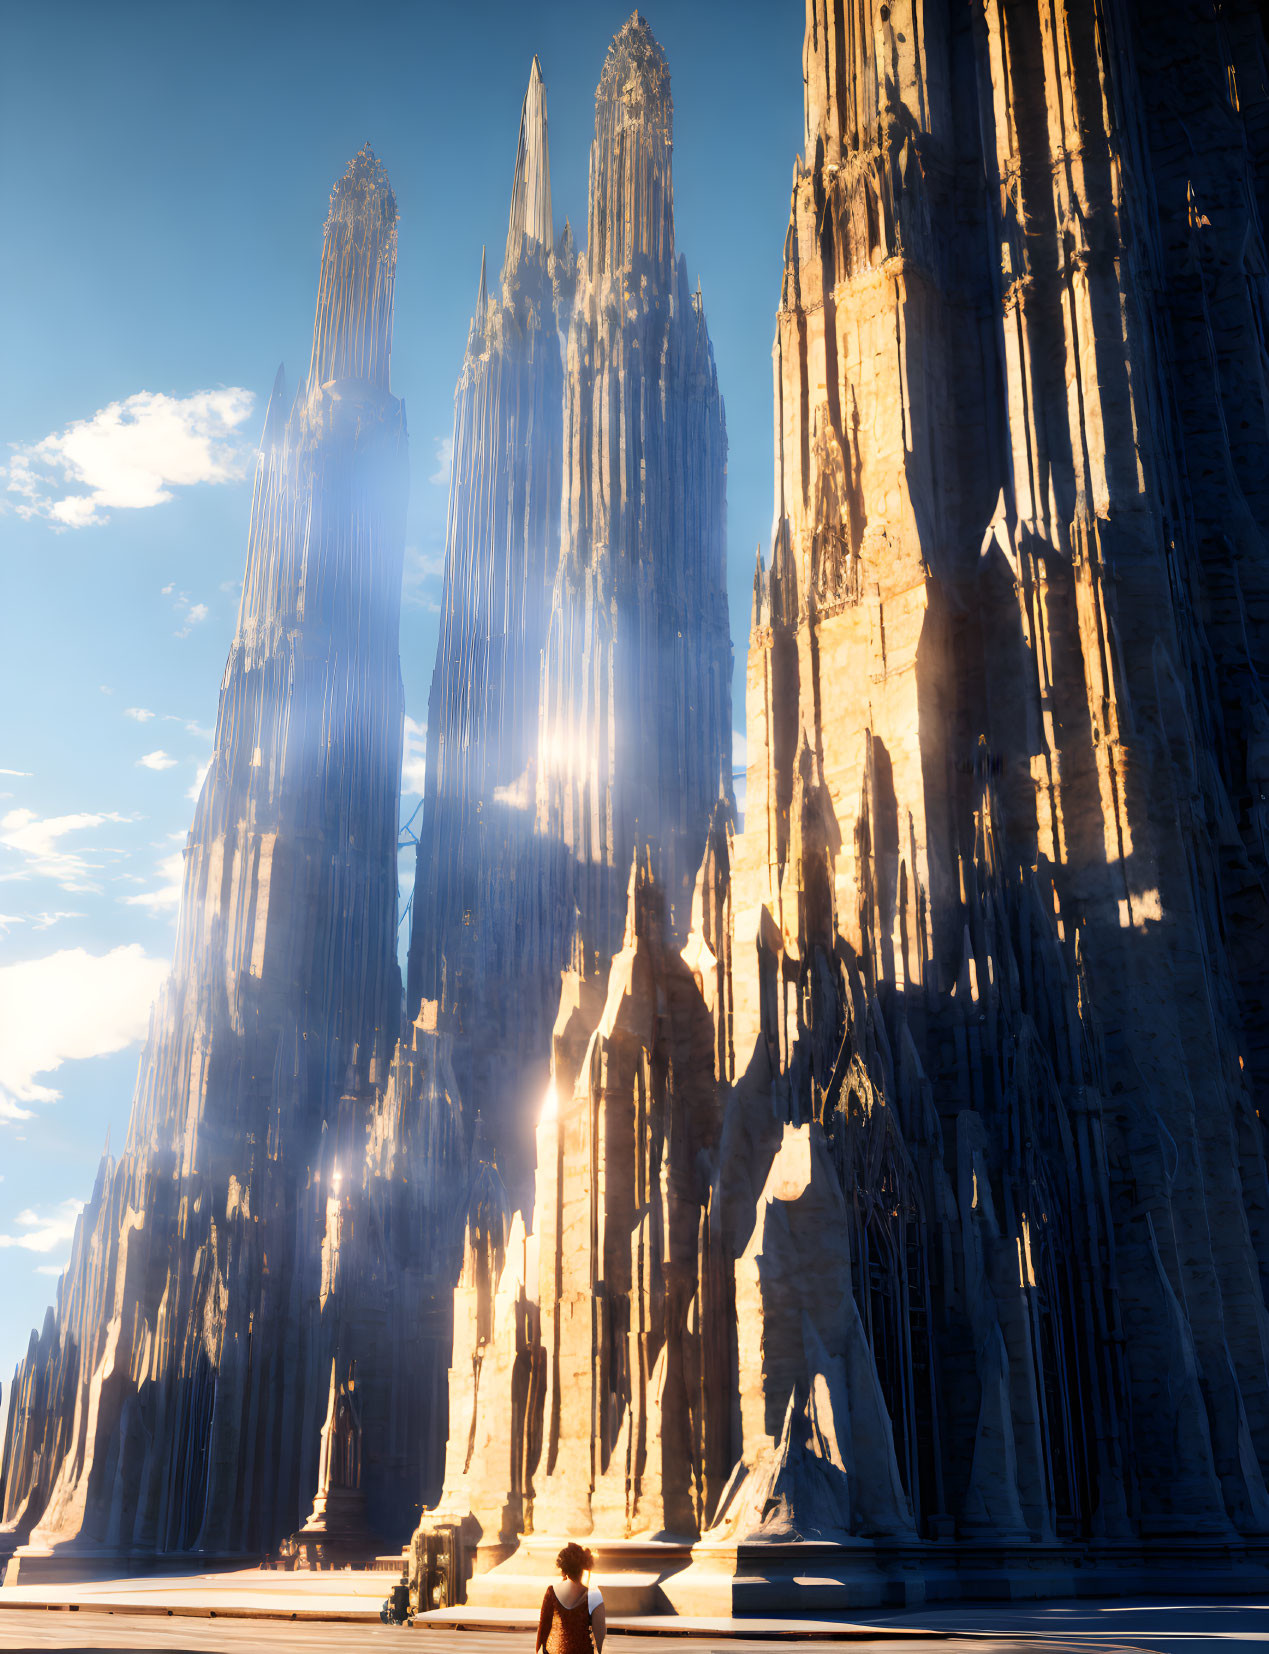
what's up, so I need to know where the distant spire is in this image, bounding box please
[588,14,674,280]
[504,54,553,276]
[308,146,398,391]
[261,362,288,449]
[473,245,488,335]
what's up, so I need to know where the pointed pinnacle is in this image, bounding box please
[505,53,553,275]
[261,362,288,448]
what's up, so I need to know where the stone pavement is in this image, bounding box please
[0,1589,1267,1652]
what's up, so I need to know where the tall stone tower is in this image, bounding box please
[0,149,408,1572]
[731,0,1269,1543]
[535,12,732,973]
[406,59,568,1209]
[409,27,730,1209]
[412,0,1269,1610]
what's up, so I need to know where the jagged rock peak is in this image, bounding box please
[310,145,398,391]
[504,55,553,275]
[588,11,674,279]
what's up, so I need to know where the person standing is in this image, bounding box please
[536,1543,605,1654]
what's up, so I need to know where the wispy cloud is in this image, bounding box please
[187,759,211,801]
[0,944,167,1120]
[5,388,254,528]
[0,1200,85,1253]
[402,717,427,796]
[403,546,444,613]
[123,851,184,913]
[125,707,155,723]
[0,769,31,778]
[137,750,178,771]
[429,435,454,487]
[161,585,210,638]
[0,808,129,891]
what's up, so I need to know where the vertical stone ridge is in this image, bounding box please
[1,150,408,1566]
[504,56,553,274]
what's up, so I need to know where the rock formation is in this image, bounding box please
[415,0,1269,1610]
[0,149,413,1574]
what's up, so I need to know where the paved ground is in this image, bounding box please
[0,1595,1265,1653]
[0,1621,1143,1654]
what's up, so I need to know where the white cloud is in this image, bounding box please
[429,435,454,487]
[0,944,167,1120]
[732,728,747,772]
[0,769,31,777]
[123,852,184,913]
[125,707,155,723]
[493,768,532,811]
[35,1263,67,1277]
[137,750,178,771]
[402,717,427,796]
[187,759,211,801]
[0,807,129,891]
[4,388,255,528]
[403,546,444,613]
[0,1200,84,1253]
[32,911,85,931]
[165,589,210,638]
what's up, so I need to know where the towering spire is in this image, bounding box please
[472,245,488,340]
[587,12,674,280]
[0,147,409,1569]
[308,145,398,391]
[261,362,288,449]
[504,55,553,276]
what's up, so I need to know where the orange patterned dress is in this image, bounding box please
[537,1585,600,1654]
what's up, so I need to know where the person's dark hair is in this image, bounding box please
[556,1542,593,1581]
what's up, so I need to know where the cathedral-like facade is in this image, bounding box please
[5,0,1269,1610]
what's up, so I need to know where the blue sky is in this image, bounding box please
[0,0,803,1422]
